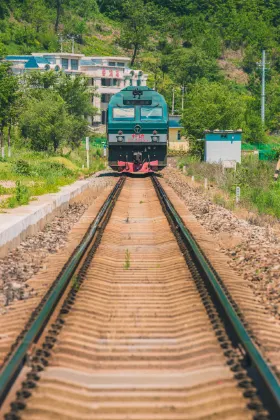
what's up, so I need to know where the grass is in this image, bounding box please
[72,275,80,292]
[124,249,131,270]
[0,146,106,209]
[168,149,188,158]
[178,154,280,218]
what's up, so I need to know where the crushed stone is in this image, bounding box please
[162,167,280,321]
[0,171,114,308]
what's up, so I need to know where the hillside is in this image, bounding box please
[1,0,280,143]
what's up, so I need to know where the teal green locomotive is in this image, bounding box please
[107,86,168,173]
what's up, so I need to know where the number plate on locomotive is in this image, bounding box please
[131,134,145,141]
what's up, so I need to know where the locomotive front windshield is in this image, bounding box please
[113,107,135,120]
[140,107,163,120]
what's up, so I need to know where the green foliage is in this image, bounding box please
[180,155,280,218]
[13,159,31,176]
[182,79,246,139]
[0,62,19,130]
[124,249,131,269]
[19,91,68,152]
[18,71,94,151]
[67,0,98,19]
[56,73,94,117]
[169,48,221,86]
[118,0,150,65]
[4,180,30,208]
[15,180,30,205]
[31,161,74,178]
[0,145,106,209]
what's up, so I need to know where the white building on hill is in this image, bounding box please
[5,53,148,129]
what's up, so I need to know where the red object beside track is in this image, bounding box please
[118,160,159,173]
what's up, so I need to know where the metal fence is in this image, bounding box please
[242,143,280,160]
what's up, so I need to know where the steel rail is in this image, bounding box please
[0,176,126,406]
[152,174,280,418]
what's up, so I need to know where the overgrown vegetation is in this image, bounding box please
[0,147,105,209]
[178,155,280,218]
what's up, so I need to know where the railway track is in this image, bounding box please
[0,175,279,419]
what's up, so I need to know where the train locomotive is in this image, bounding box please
[107,86,168,173]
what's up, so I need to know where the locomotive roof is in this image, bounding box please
[109,86,166,105]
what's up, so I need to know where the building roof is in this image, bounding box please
[6,55,32,61]
[204,129,243,133]
[169,120,182,128]
[25,56,50,69]
[85,56,130,61]
[32,52,84,58]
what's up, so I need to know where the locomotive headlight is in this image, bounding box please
[151,135,159,142]
[117,135,124,142]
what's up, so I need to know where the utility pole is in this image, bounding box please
[172,87,175,115]
[181,86,185,113]
[67,35,75,54]
[261,50,266,125]
[71,37,75,54]
[257,50,269,125]
[86,137,90,169]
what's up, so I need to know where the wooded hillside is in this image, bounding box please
[1,0,280,142]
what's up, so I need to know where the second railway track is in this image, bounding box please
[0,175,279,419]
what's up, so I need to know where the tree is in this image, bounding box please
[65,114,89,149]
[119,0,150,66]
[0,43,7,59]
[67,0,98,18]
[45,0,64,32]
[22,70,60,92]
[182,79,247,140]
[20,71,94,150]
[97,0,124,18]
[22,71,95,118]
[0,63,19,157]
[20,91,69,152]
[56,73,95,117]
[22,0,49,32]
[169,47,221,87]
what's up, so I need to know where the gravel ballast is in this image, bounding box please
[162,167,280,321]
[0,171,115,308]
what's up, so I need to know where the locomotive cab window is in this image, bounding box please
[113,107,135,120]
[141,107,163,120]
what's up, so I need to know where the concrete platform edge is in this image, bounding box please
[0,173,113,258]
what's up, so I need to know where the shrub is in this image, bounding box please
[4,180,30,208]
[31,161,74,178]
[15,180,30,205]
[13,159,31,176]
